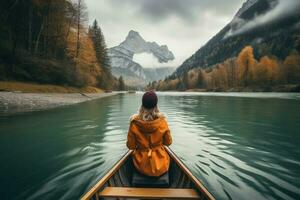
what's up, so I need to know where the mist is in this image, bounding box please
[133,53,177,68]
[225,0,300,38]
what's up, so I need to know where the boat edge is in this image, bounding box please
[80,150,133,200]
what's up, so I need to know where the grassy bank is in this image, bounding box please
[0,81,103,93]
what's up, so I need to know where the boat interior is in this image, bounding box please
[81,148,214,200]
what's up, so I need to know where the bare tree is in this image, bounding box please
[65,1,76,40]
[28,3,32,52]
[74,0,88,58]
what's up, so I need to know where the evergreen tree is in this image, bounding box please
[118,76,125,91]
[90,19,111,72]
[182,71,189,90]
[197,70,204,88]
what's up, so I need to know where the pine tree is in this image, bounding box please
[90,19,111,72]
[197,70,204,88]
[118,76,125,91]
[182,71,189,90]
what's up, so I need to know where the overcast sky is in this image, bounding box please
[85,0,245,68]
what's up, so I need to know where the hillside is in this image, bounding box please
[173,0,300,77]
[150,0,300,92]
[0,0,118,92]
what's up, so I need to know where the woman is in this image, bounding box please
[126,91,172,177]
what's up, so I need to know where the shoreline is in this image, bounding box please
[0,92,119,115]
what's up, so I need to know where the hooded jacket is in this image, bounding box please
[126,115,172,176]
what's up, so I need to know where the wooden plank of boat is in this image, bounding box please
[99,187,200,199]
[80,147,216,200]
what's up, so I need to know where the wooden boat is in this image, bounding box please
[81,147,215,200]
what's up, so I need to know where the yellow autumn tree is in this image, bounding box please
[187,69,199,89]
[210,67,220,89]
[169,78,179,90]
[256,56,279,85]
[236,46,257,87]
[283,52,300,84]
[224,58,237,88]
[218,64,229,89]
[66,27,102,87]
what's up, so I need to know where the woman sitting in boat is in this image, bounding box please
[126,91,172,177]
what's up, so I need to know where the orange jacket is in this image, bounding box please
[126,116,172,176]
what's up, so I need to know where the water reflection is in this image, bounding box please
[0,93,299,200]
[157,93,300,200]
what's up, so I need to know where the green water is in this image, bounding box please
[0,92,300,200]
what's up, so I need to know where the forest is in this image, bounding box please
[0,0,125,90]
[1,1,299,92]
[147,46,300,92]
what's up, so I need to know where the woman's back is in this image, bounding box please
[126,91,172,177]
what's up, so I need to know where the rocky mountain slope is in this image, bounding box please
[108,30,174,86]
[172,0,300,77]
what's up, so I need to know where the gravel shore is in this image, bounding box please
[0,92,118,115]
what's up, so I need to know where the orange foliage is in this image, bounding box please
[169,78,179,89]
[66,29,102,86]
[283,53,300,83]
[236,46,257,86]
[187,70,198,88]
[256,56,279,84]
[157,47,300,91]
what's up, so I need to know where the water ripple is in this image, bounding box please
[0,93,299,200]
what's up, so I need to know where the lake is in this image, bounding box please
[0,92,300,200]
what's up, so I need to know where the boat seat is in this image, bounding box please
[99,187,201,199]
[132,170,169,187]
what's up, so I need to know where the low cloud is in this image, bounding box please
[85,0,244,67]
[225,0,300,38]
[133,53,177,68]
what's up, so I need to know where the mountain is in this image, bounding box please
[111,66,175,87]
[172,0,300,77]
[108,30,175,86]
